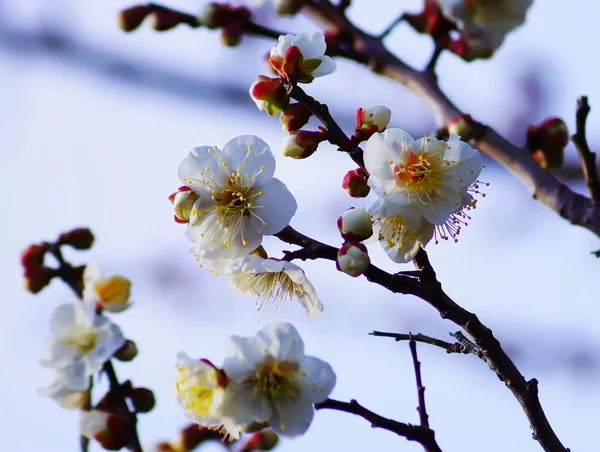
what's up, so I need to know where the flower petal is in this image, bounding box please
[250,178,297,235]
[270,397,314,437]
[297,355,336,404]
[221,135,276,186]
[255,322,305,361]
[364,128,414,180]
[292,32,326,59]
[311,56,336,77]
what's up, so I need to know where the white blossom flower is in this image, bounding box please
[39,378,88,409]
[438,0,533,55]
[221,322,336,437]
[364,129,484,231]
[41,299,126,391]
[83,265,132,313]
[368,199,435,263]
[229,256,323,320]
[356,105,392,132]
[336,241,370,277]
[337,206,373,242]
[179,135,297,262]
[269,32,336,82]
[174,353,230,428]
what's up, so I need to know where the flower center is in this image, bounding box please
[59,325,97,355]
[393,151,446,194]
[377,215,414,250]
[231,270,300,315]
[175,367,216,417]
[250,356,300,401]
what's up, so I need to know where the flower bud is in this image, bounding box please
[249,76,290,116]
[405,0,453,39]
[118,5,151,32]
[80,410,128,451]
[22,266,56,294]
[153,443,176,452]
[336,241,370,277]
[337,206,373,242]
[342,168,370,198]
[281,129,326,159]
[198,3,250,30]
[220,22,244,47]
[149,9,184,32]
[274,0,307,16]
[169,186,199,224]
[130,387,156,413]
[526,117,568,170]
[172,424,225,450]
[447,114,476,141]
[58,227,95,250]
[21,243,48,270]
[241,429,280,451]
[355,105,391,139]
[448,34,495,61]
[114,340,138,362]
[280,103,312,132]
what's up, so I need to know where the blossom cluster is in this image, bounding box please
[175,322,335,439]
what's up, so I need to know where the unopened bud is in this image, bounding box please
[58,227,95,250]
[405,0,453,38]
[118,5,151,32]
[250,76,290,116]
[22,267,56,294]
[114,340,138,362]
[80,410,128,451]
[355,105,391,140]
[281,129,326,159]
[21,243,48,270]
[220,22,244,47]
[149,9,184,32]
[130,387,156,413]
[342,168,370,198]
[336,241,370,277]
[274,0,307,16]
[526,117,568,170]
[198,3,250,30]
[448,34,495,61]
[280,103,312,132]
[447,114,476,140]
[337,206,373,242]
[173,424,225,450]
[242,429,280,451]
[169,186,199,224]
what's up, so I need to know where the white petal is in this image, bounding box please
[442,141,483,189]
[273,34,295,58]
[86,324,125,366]
[270,397,314,437]
[223,335,263,380]
[221,135,276,186]
[251,178,297,235]
[292,32,326,59]
[221,382,272,426]
[178,146,227,192]
[297,355,336,404]
[41,341,80,368]
[57,360,89,391]
[416,188,463,225]
[367,175,409,205]
[255,322,305,361]
[311,56,336,77]
[363,128,414,180]
[50,304,76,335]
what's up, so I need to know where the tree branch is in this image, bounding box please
[275,226,568,452]
[409,337,430,429]
[315,398,442,452]
[299,0,600,241]
[370,331,474,355]
[572,96,600,204]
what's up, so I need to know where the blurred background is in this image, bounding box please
[2,0,599,451]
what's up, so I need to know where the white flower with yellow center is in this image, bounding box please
[228,256,323,320]
[41,299,125,390]
[438,0,532,54]
[364,129,483,226]
[83,265,132,313]
[220,322,336,438]
[174,353,232,430]
[179,135,297,262]
[368,199,435,263]
[39,378,88,409]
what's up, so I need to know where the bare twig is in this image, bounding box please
[315,398,442,452]
[379,13,406,40]
[409,337,430,428]
[370,331,472,355]
[275,225,568,452]
[572,96,600,204]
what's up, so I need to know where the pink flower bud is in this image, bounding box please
[118,6,151,32]
[355,105,391,138]
[22,266,56,294]
[281,129,326,159]
[447,114,476,141]
[20,243,48,270]
[526,117,568,170]
[220,22,244,47]
[336,241,370,277]
[342,168,370,198]
[249,76,290,116]
[337,206,373,242]
[242,429,280,451]
[58,227,95,250]
[80,410,128,451]
[169,186,199,224]
[280,103,312,132]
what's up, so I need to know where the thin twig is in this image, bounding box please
[572,96,600,204]
[370,331,471,355]
[315,398,442,452]
[379,13,406,39]
[409,336,430,428]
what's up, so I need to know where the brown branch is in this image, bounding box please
[315,398,442,452]
[370,331,475,355]
[409,337,430,429]
[572,96,600,204]
[275,226,568,452]
[299,0,600,240]
[47,243,143,452]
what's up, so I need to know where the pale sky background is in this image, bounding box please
[1,1,599,451]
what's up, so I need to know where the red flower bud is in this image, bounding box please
[526,117,568,170]
[241,429,280,451]
[118,5,151,32]
[281,129,327,159]
[130,387,156,413]
[447,114,476,140]
[280,103,312,132]
[21,243,48,270]
[342,168,370,198]
[22,266,56,294]
[58,227,95,250]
